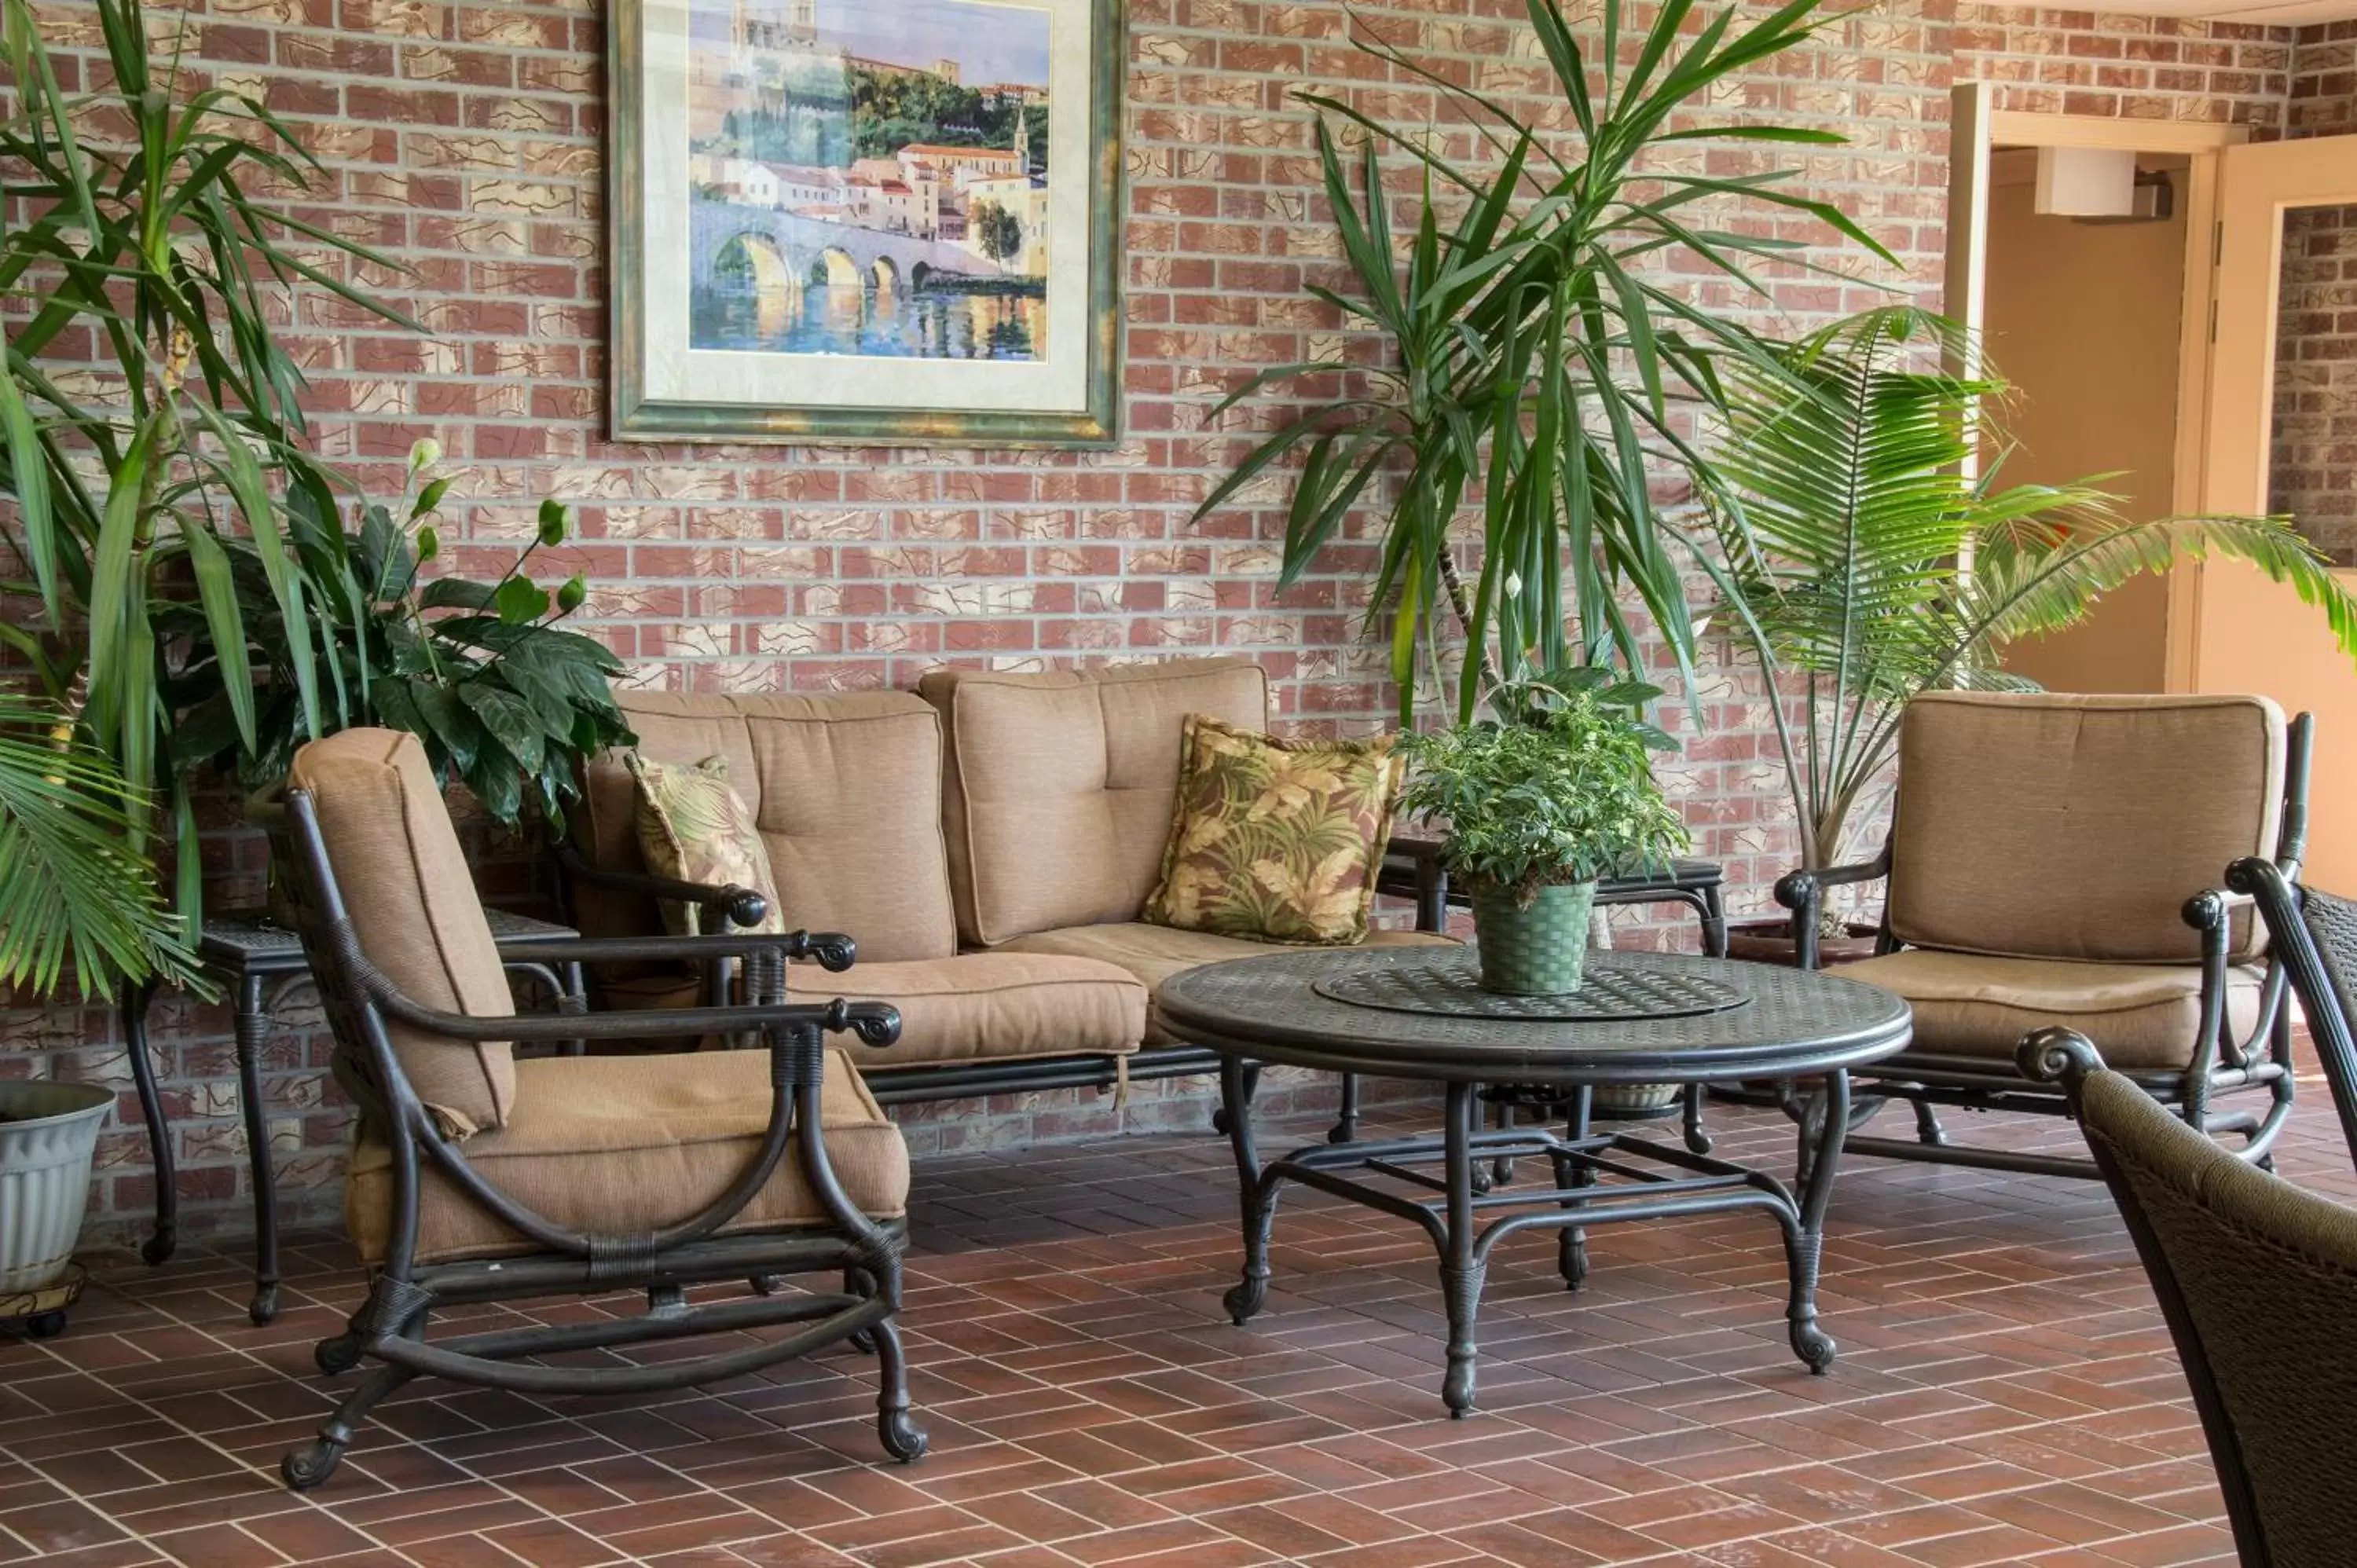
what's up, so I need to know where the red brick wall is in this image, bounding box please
[4,0,2329,1246]
[1953,5,2292,126]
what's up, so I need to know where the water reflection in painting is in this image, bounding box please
[692,280,1043,359]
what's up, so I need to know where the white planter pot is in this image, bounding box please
[0,1081,113,1293]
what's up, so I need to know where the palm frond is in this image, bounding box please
[0,694,207,1000]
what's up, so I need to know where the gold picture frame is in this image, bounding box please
[608,0,1122,445]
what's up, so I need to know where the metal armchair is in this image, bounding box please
[277,730,924,1490]
[2226,855,2357,1166]
[2025,1031,2357,1565]
[1777,692,2309,1178]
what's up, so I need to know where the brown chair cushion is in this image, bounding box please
[579,691,959,962]
[1889,692,2285,964]
[345,1046,909,1265]
[1845,948,2265,1071]
[996,921,1456,1044]
[289,729,516,1140]
[918,658,1270,947]
[841,954,1146,1067]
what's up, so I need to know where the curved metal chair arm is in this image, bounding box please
[2017,1027,2106,1090]
[493,929,860,973]
[1773,846,1891,971]
[554,838,770,932]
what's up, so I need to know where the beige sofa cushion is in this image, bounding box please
[998,922,1456,1044]
[830,953,1146,1066]
[919,658,1269,947]
[1890,692,2284,965]
[574,954,1146,1068]
[346,1046,908,1265]
[581,691,959,962]
[1844,948,2265,1072]
[290,729,516,1140]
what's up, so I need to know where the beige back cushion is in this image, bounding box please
[919,658,1270,946]
[1889,691,2286,964]
[288,729,516,1140]
[580,690,958,963]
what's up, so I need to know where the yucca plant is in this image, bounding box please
[1196,0,1891,723]
[1698,305,2357,875]
[0,0,415,974]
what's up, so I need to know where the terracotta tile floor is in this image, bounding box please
[8,1083,2351,1568]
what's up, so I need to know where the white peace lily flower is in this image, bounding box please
[1503,571,1523,601]
[408,438,442,473]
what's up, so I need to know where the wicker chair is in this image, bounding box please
[2227,855,2357,1163]
[2023,1031,2357,1566]
[276,730,925,1490]
[1779,691,2310,1178]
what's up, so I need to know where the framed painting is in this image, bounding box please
[609,0,1123,445]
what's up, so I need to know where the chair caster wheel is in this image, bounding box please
[25,1310,66,1339]
[281,1438,345,1491]
[749,1274,783,1295]
[141,1228,175,1266]
[879,1409,929,1463]
[314,1335,364,1376]
[849,1328,878,1354]
[248,1285,281,1327]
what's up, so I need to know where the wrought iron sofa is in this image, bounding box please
[279,730,923,1489]
[2025,1029,2357,1566]
[1777,691,2309,1177]
[563,658,1450,1116]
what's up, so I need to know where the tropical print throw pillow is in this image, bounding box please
[1143,714,1406,947]
[625,753,787,936]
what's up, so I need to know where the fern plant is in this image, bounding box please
[1698,306,2357,874]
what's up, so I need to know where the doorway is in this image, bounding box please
[1949,90,2357,888]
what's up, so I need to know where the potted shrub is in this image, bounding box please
[1398,675,1688,995]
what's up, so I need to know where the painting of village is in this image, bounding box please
[685,0,1051,361]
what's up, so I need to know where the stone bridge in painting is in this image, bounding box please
[688,198,990,291]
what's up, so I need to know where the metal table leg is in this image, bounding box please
[1702,883,1728,958]
[119,980,176,1266]
[1219,1057,1275,1325]
[1439,1080,1484,1417]
[233,973,281,1325]
[1783,1068,1849,1373]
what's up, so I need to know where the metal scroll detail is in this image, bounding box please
[1311,949,1750,1023]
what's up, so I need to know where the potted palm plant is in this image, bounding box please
[1398,675,1688,995]
[1193,0,1893,726]
[0,694,206,1331]
[1696,306,2357,958]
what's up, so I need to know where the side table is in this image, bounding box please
[119,908,578,1324]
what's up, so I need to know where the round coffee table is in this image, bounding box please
[1157,944,1912,1417]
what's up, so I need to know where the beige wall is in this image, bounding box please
[1984,155,2185,693]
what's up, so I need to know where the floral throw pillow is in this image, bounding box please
[625,753,787,936]
[1143,714,1406,947]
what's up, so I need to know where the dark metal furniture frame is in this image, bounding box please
[2229,855,2357,1163]
[555,834,1462,1114]
[277,790,926,1491]
[1774,713,2312,1179]
[116,910,578,1327]
[1158,947,1914,1417]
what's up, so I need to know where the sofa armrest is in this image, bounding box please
[1773,847,1891,970]
[554,838,770,933]
[1384,831,1451,933]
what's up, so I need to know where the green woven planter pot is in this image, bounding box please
[1471,881,1598,995]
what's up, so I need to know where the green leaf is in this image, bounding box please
[177,522,256,751]
[493,576,552,625]
[457,682,545,775]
